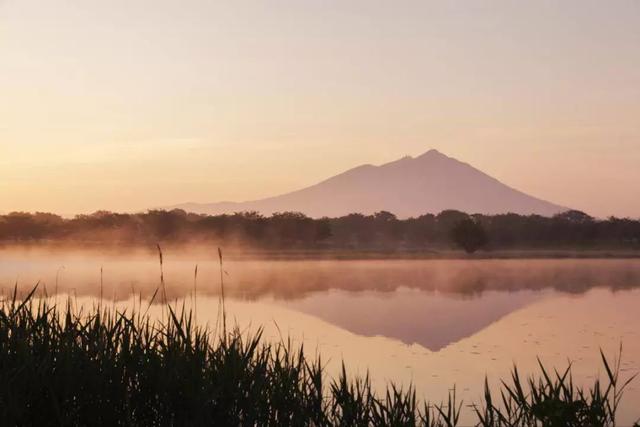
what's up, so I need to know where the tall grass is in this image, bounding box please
[0,284,637,426]
[473,350,638,427]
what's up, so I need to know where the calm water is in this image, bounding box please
[1,249,639,424]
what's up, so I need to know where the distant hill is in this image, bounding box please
[166,149,566,218]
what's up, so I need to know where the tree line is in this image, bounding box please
[1,209,639,252]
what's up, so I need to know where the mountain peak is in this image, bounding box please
[416,148,446,160]
[383,150,446,167]
[165,150,567,218]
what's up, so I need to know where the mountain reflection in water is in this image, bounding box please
[279,289,543,351]
[3,251,640,425]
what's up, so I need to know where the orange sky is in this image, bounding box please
[1,1,639,217]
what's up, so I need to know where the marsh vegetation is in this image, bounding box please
[1,247,639,426]
[0,284,638,426]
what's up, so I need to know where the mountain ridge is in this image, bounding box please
[165,149,567,218]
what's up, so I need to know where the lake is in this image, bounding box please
[1,248,639,424]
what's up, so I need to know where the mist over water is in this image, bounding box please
[1,247,639,300]
[2,247,640,424]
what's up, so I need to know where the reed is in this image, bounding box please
[0,284,637,427]
[193,263,198,324]
[157,243,166,303]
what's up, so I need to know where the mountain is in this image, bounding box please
[167,149,566,218]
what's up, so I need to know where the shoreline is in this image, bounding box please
[1,242,639,260]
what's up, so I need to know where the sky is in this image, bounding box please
[1,0,639,218]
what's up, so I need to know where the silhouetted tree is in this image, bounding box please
[315,218,332,242]
[436,210,469,241]
[144,209,187,241]
[1,209,639,251]
[450,218,488,254]
[554,210,593,223]
[268,212,315,246]
[330,213,375,248]
[404,214,437,247]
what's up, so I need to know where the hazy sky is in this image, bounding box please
[1,0,639,217]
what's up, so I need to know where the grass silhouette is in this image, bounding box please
[0,282,637,426]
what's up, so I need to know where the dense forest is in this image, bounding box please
[1,209,639,252]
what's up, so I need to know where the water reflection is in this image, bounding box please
[41,287,640,425]
[2,249,640,424]
[279,289,545,350]
[1,249,639,300]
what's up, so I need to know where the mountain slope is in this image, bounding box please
[168,149,566,218]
